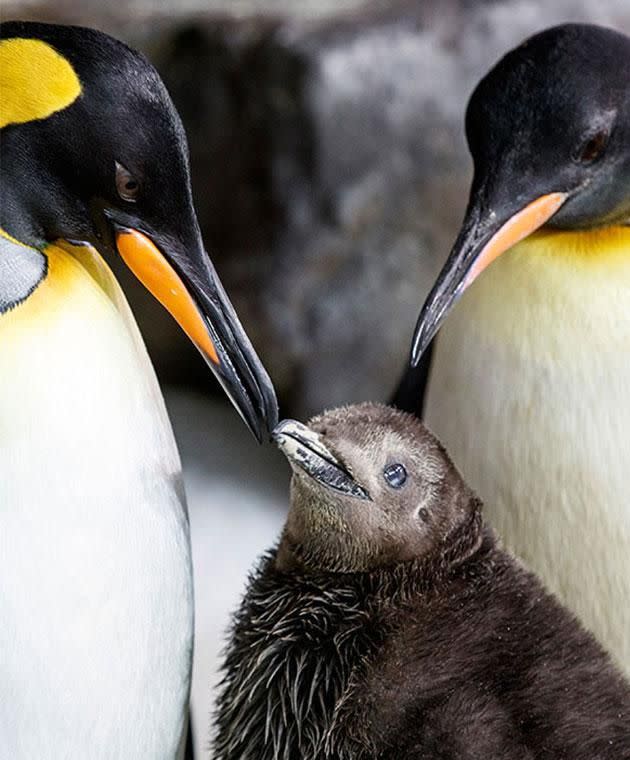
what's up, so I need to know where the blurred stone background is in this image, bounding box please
[5,1,630,755]
[5,0,630,417]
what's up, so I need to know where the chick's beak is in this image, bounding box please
[273,419,370,500]
[115,227,278,442]
[411,191,567,365]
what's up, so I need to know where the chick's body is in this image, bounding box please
[214,404,630,760]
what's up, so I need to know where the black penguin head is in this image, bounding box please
[411,23,630,363]
[273,403,479,573]
[0,21,278,440]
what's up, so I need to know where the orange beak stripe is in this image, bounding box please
[116,228,219,365]
[465,192,567,287]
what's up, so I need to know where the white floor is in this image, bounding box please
[165,391,289,757]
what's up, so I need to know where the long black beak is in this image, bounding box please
[410,191,567,366]
[114,226,278,442]
[184,264,279,441]
[273,419,371,500]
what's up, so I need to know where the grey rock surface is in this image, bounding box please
[157,0,630,417]
[5,0,630,415]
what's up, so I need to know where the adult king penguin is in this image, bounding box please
[0,20,277,760]
[401,24,630,672]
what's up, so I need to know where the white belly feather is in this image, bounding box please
[0,243,193,759]
[426,229,630,673]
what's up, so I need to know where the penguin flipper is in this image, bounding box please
[185,713,195,760]
[389,338,434,419]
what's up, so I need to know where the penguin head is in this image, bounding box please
[0,21,278,440]
[411,23,630,363]
[273,403,480,573]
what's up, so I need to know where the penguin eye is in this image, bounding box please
[383,463,407,489]
[574,129,609,164]
[115,162,140,202]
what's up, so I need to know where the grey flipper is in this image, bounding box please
[184,713,194,760]
[0,234,47,314]
[390,337,435,419]
[175,712,194,760]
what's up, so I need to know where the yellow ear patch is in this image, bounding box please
[0,38,81,128]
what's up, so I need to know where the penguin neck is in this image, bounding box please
[0,130,76,248]
[459,225,630,358]
[0,238,183,502]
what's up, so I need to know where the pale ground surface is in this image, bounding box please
[165,390,289,758]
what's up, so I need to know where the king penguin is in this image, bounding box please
[0,20,277,760]
[400,24,630,672]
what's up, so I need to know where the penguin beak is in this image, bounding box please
[114,227,278,442]
[410,191,567,365]
[273,420,371,500]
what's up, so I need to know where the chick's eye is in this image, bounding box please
[115,161,140,202]
[383,463,407,489]
[574,130,609,164]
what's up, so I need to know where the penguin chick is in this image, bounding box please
[214,403,630,760]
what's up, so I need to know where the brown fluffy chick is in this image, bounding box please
[214,402,630,760]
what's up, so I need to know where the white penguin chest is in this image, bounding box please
[425,229,630,673]
[0,243,193,759]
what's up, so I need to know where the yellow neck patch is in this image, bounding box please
[522,225,630,265]
[0,38,81,128]
[455,223,630,355]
